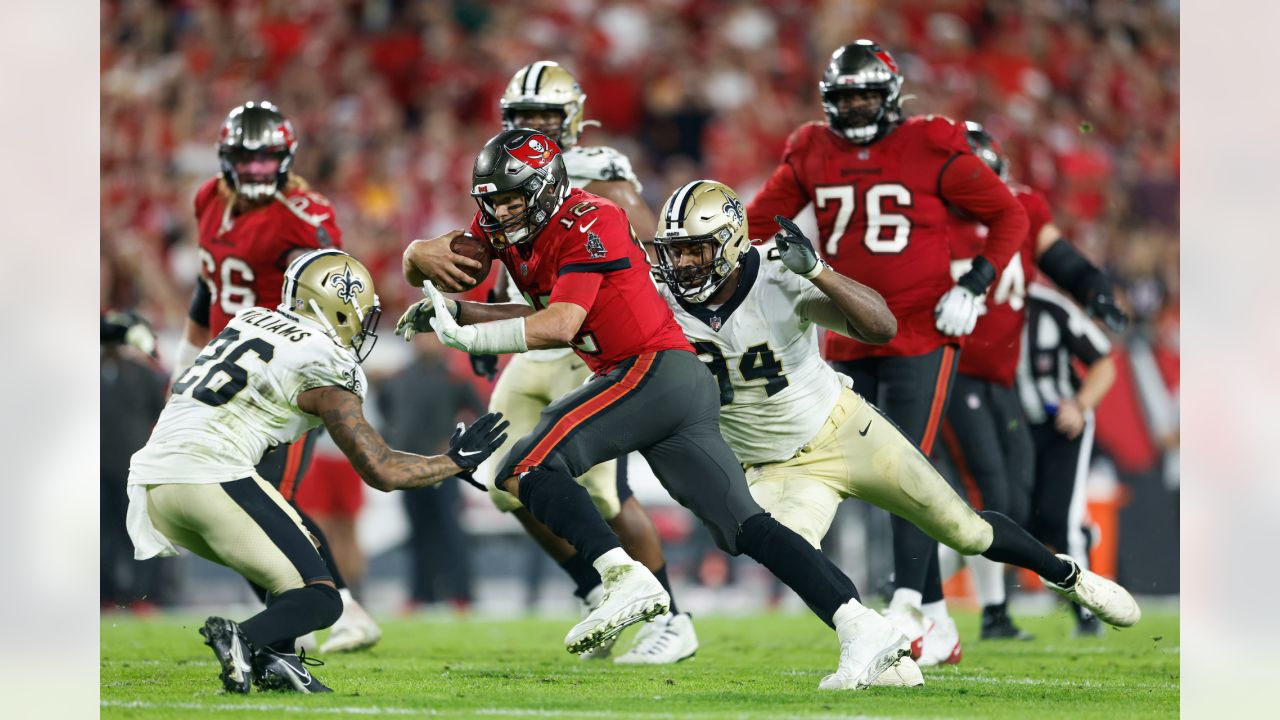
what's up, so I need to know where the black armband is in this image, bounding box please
[1038,239,1112,303]
[188,281,212,326]
[957,255,997,295]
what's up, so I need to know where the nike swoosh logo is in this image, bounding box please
[859,420,872,436]
[281,659,312,684]
[579,218,599,233]
[457,449,484,457]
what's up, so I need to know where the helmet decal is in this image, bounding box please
[872,48,899,75]
[329,264,367,305]
[508,134,560,169]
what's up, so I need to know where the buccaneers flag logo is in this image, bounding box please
[508,133,561,169]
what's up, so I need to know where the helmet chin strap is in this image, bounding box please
[307,298,344,346]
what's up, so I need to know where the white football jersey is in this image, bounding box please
[518,144,644,363]
[129,307,367,486]
[659,247,845,464]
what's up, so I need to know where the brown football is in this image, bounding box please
[450,231,493,289]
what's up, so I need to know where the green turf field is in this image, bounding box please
[101,607,1178,719]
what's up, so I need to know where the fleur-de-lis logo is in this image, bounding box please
[330,264,365,305]
[720,191,744,225]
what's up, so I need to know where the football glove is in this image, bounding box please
[934,285,983,336]
[424,281,528,354]
[395,293,458,341]
[469,352,499,381]
[1087,292,1128,333]
[773,215,825,280]
[445,411,509,481]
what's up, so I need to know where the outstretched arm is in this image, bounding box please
[298,386,507,492]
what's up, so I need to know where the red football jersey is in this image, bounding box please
[747,116,1024,361]
[949,185,1052,386]
[471,188,691,373]
[194,177,342,333]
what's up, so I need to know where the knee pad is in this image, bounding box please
[954,518,995,556]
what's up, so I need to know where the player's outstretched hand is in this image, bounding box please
[395,290,458,341]
[1087,292,1128,334]
[773,215,825,280]
[422,280,480,351]
[934,285,983,336]
[403,230,483,293]
[446,412,510,471]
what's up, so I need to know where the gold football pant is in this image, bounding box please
[481,352,620,519]
[145,476,330,596]
[745,385,993,554]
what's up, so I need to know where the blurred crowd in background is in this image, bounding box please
[101,0,1179,612]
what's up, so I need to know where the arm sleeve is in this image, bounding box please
[187,281,211,326]
[939,153,1027,274]
[745,127,814,240]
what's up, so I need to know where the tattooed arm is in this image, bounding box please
[297,385,462,492]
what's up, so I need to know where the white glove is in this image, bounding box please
[423,281,528,354]
[934,285,983,336]
[395,293,458,341]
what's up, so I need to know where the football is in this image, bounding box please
[450,231,493,289]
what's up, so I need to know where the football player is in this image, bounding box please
[403,129,920,690]
[402,62,692,664]
[746,40,1028,665]
[651,180,1140,685]
[128,250,508,694]
[938,123,1128,641]
[173,101,381,654]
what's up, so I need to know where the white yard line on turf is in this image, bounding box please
[100,700,920,720]
[932,674,1179,691]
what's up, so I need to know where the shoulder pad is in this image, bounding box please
[915,114,967,152]
[194,177,222,216]
[563,145,642,193]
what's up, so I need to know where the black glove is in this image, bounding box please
[445,412,509,492]
[773,215,824,279]
[1087,292,1128,334]
[469,352,498,381]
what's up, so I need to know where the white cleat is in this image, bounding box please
[564,562,669,655]
[320,597,382,654]
[883,599,927,661]
[1042,554,1141,628]
[869,656,924,687]
[819,609,911,690]
[576,586,617,660]
[613,612,698,665]
[918,614,963,667]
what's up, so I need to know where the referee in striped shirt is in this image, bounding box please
[1016,283,1116,636]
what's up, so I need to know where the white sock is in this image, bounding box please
[921,599,949,624]
[831,599,871,630]
[592,547,634,575]
[890,588,923,610]
[966,555,1007,607]
[938,544,964,581]
[338,587,355,606]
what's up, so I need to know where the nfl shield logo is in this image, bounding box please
[710,316,722,331]
[858,149,870,160]
[520,263,529,276]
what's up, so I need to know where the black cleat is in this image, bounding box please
[979,602,1034,641]
[199,616,254,694]
[1073,607,1106,637]
[252,647,333,693]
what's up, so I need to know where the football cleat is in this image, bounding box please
[564,562,668,655]
[199,616,253,694]
[869,656,924,687]
[613,612,698,665]
[1043,554,1141,628]
[882,598,926,661]
[918,614,963,667]
[576,585,616,660]
[980,602,1034,641]
[1073,606,1106,637]
[820,608,911,690]
[252,647,333,693]
[320,597,382,654]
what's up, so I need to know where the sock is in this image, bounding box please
[979,510,1075,585]
[921,599,949,625]
[890,588,922,610]
[736,513,858,628]
[518,468,622,564]
[938,544,964,581]
[966,555,1007,606]
[558,553,603,600]
[652,564,679,616]
[298,508,347,590]
[921,549,944,604]
[240,584,342,652]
